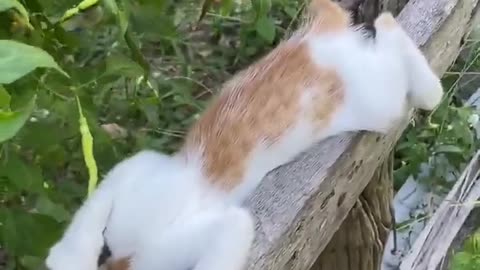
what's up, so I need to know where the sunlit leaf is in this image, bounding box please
[0,85,11,110]
[60,0,99,22]
[0,40,68,84]
[0,94,36,142]
[0,0,32,29]
[450,251,476,270]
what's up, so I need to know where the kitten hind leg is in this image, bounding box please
[46,150,171,270]
[374,12,443,111]
[131,206,255,270]
[193,207,255,270]
[46,175,115,270]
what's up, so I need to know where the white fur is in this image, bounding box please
[129,206,254,270]
[46,149,254,270]
[46,12,443,270]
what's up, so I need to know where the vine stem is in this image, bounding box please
[123,27,150,78]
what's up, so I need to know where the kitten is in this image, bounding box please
[46,0,443,270]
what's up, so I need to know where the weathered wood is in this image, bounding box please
[311,154,394,270]
[245,0,480,270]
[400,150,480,270]
[383,0,409,16]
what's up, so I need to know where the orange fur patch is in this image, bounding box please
[105,257,131,270]
[306,0,351,33]
[183,41,344,190]
[182,0,350,190]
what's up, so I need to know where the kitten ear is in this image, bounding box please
[306,0,351,31]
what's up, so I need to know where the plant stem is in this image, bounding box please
[123,27,150,78]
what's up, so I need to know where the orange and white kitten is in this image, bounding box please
[46,1,443,270]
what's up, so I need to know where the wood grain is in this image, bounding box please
[400,151,480,270]
[311,153,395,270]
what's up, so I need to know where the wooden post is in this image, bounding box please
[312,154,394,270]
[245,0,480,269]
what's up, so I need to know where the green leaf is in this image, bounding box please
[0,94,36,142]
[451,251,475,269]
[35,196,71,223]
[0,152,44,193]
[117,9,129,36]
[2,209,62,257]
[103,0,119,15]
[18,121,66,157]
[105,53,144,78]
[283,6,297,18]
[219,0,235,16]
[20,255,46,270]
[0,0,32,28]
[129,2,177,39]
[139,97,159,126]
[0,40,68,84]
[103,0,129,35]
[0,0,27,15]
[252,0,272,16]
[435,144,464,154]
[255,16,276,43]
[0,85,11,110]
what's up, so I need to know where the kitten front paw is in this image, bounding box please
[374,12,398,30]
[410,75,444,111]
[46,242,98,270]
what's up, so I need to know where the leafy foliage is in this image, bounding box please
[0,0,479,269]
[450,229,480,270]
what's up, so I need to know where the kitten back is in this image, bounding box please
[182,41,344,191]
